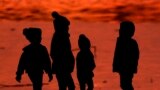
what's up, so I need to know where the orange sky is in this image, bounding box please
[0,0,160,22]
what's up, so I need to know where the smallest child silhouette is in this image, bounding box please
[113,21,139,90]
[76,34,96,90]
[16,28,53,90]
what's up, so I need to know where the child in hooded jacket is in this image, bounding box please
[76,34,96,90]
[16,28,52,90]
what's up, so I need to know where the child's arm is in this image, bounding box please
[132,40,140,73]
[112,39,120,72]
[43,47,53,82]
[16,52,26,82]
[89,51,96,71]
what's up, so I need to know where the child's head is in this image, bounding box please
[23,28,42,44]
[78,34,91,50]
[119,21,135,38]
[51,11,70,32]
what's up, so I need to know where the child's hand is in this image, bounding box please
[15,75,21,83]
[48,74,53,82]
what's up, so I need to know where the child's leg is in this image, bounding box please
[28,73,43,90]
[79,82,85,90]
[66,73,75,90]
[56,73,67,90]
[86,78,94,90]
[56,73,75,90]
[78,76,86,90]
[119,72,134,90]
[79,81,85,90]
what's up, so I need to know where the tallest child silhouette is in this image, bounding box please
[50,12,75,90]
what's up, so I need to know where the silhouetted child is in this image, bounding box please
[50,11,75,90]
[16,28,53,90]
[76,34,96,90]
[113,21,139,90]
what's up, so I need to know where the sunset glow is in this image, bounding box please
[0,0,160,90]
[0,0,160,22]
